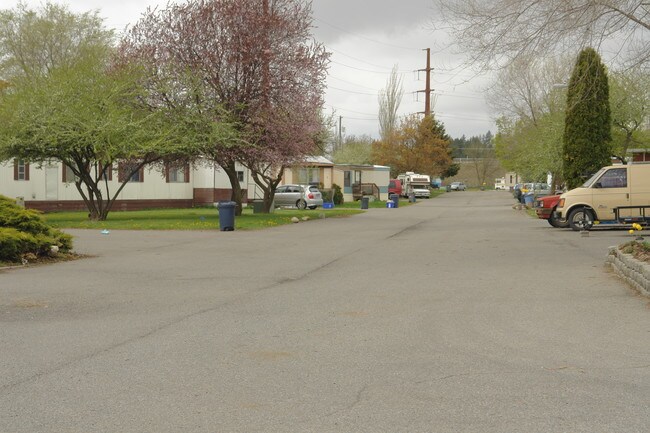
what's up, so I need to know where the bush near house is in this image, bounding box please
[0,195,73,263]
[331,184,344,205]
[320,184,344,205]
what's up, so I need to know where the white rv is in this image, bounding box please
[397,172,431,198]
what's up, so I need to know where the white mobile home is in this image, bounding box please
[0,158,255,211]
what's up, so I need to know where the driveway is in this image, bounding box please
[1,191,648,433]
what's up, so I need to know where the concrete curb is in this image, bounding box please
[606,246,650,297]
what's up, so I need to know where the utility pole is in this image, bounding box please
[417,48,433,116]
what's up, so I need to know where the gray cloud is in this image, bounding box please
[310,0,434,44]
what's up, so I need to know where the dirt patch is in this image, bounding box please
[619,241,650,264]
[8,299,49,309]
[0,253,86,271]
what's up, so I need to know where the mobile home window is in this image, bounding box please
[344,171,351,188]
[63,165,76,183]
[14,159,29,181]
[295,167,319,185]
[118,162,145,183]
[168,166,185,183]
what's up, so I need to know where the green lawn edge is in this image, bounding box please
[42,191,445,231]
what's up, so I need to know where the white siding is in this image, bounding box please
[0,160,248,203]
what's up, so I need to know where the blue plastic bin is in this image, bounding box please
[218,201,236,231]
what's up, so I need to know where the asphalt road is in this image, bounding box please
[1,191,648,433]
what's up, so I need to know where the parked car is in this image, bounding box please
[388,179,403,197]
[527,183,551,197]
[274,184,323,209]
[514,182,551,203]
[534,194,569,228]
[449,181,466,191]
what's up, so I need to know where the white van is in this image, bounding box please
[556,164,650,231]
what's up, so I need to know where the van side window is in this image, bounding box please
[598,168,627,188]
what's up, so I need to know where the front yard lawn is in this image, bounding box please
[43,207,364,231]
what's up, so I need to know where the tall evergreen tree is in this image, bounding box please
[562,48,612,189]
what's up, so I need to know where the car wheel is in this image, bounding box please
[567,207,594,231]
[548,209,570,228]
[296,199,307,210]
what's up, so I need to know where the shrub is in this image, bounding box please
[0,195,73,262]
[332,183,344,205]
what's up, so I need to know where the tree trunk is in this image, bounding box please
[262,187,274,213]
[221,161,244,216]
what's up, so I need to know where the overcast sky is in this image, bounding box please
[17,0,496,140]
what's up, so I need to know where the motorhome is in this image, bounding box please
[397,172,431,198]
[556,163,650,231]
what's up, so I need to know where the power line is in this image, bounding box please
[315,18,419,51]
[434,91,485,101]
[326,105,377,117]
[435,112,493,122]
[327,85,378,96]
[341,116,378,121]
[327,47,410,72]
[328,75,379,92]
[330,60,411,75]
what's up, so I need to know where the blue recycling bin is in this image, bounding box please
[218,201,236,231]
[389,193,399,208]
[524,192,534,207]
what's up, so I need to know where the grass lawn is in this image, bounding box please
[43,207,364,231]
[42,191,445,231]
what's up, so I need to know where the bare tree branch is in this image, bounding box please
[432,0,650,70]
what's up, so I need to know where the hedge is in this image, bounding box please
[0,195,73,262]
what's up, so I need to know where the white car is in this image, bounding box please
[450,182,466,191]
[274,184,323,209]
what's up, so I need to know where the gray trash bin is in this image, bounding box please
[389,193,399,208]
[360,196,369,209]
[252,200,264,214]
[218,201,236,231]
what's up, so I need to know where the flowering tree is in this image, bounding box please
[119,0,329,214]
